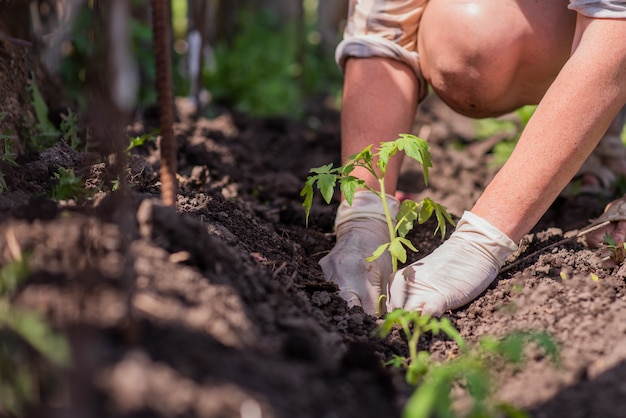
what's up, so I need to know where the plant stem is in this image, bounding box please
[378,177,398,272]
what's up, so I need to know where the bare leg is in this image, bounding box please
[341,57,422,195]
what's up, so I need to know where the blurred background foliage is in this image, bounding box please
[54,0,345,118]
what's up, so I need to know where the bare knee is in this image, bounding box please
[418,0,575,118]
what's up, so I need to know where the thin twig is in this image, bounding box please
[499,220,611,275]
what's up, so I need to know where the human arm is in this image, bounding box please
[390,15,626,315]
[472,15,626,242]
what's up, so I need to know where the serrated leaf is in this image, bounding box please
[418,198,436,224]
[340,175,364,205]
[389,237,408,263]
[366,243,389,262]
[339,163,355,176]
[396,199,420,238]
[309,163,335,175]
[433,200,455,239]
[377,141,399,174]
[397,134,432,185]
[315,173,338,204]
[397,237,418,253]
[347,145,374,167]
[300,179,314,226]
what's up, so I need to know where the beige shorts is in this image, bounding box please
[568,0,626,17]
[335,0,429,100]
[336,0,626,102]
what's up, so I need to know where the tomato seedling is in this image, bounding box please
[301,134,454,272]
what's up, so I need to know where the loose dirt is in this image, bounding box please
[2,52,626,417]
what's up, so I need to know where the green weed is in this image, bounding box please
[126,129,159,154]
[23,77,61,152]
[60,109,81,150]
[51,167,89,201]
[381,309,559,418]
[0,113,19,194]
[603,232,626,264]
[0,256,70,416]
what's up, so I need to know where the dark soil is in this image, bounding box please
[3,50,626,418]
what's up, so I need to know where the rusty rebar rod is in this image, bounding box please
[151,0,177,206]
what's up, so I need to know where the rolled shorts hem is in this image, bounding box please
[568,0,626,17]
[335,35,428,101]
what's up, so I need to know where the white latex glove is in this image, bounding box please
[387,211,518,316]
[319,191,399,315]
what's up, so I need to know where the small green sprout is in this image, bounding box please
[25,76,61,151]
[51,167,89,201]
[60,109,81,150]
[604,232,626,264]
[0,255,70,416]
[380,309,465,385]
[381,309,559,418]
[0,113,19,194]
[301,134,454,272]
[126,129,159,154]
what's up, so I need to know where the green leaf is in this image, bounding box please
[377,141,399,175]
[418,198,435,224]
[340,175,364,205]
[433,200,455,239]
[404,373,454,418]
[396,198,454,240]
[439,317,467,351]
[51,168,88,201]
[308,164,339,204]
[4,309,70,367]
[384,354,409,369]
[347,145,374,168]
[309,163,335,175]
[495,402,531,418]
[0,256,30,296]
[464,367,491,402]
[497,333,525,364]
[398,236,418,253]
[396,199,420,238]
[366,243,390,262]
[406,351,431,385]
[316,172,337,204]
[389,237,408,263]
[339,163,355,177]
[300,179,314,226]
[396,134,432,185]
[604,232,617,248]
[526,331,560,365]
[127,129,159,153]
[28,76,61,139]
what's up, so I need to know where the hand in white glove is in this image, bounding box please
[387,211,518,316]
[319,191,399,315]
